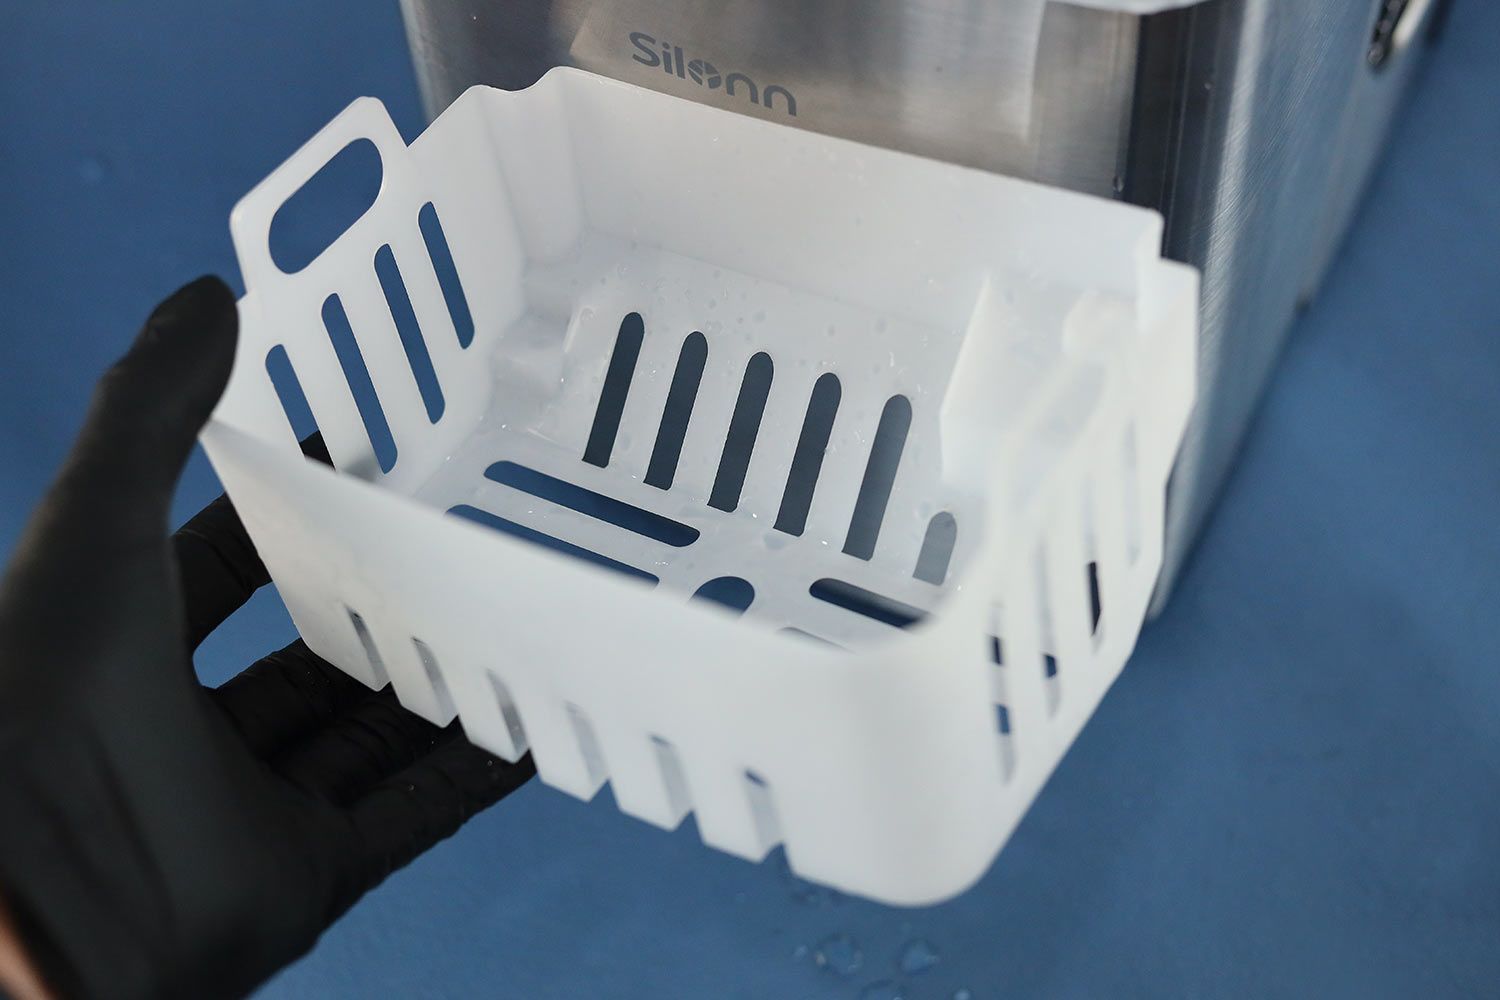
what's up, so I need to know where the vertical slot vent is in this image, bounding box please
[418,202,475,348]
[265,344,320,442]
[344,607,391,688]
[323,294,397,474]
[374,244,445,423]
[411,637,457,719]
[487,674,530,757]
[1088,561,1102,635]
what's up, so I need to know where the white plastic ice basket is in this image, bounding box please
[202,68,1197,905]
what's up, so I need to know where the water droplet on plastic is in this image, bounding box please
[898,939,940,975]
[763,532,787,551]
[793,945,809,960]
[814,934,863,977]
[579,307,595,322]
[859,981,906,1000]
[616,264,630,277]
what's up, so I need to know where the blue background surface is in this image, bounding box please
[3,2,1498,997]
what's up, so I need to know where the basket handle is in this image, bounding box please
[230,97,416,294]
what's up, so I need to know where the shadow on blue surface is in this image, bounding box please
[1,1,1498,997]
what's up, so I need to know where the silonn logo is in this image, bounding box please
[628,31,798,117]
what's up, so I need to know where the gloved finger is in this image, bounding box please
[43,276,237,545]
[174,494,270,649]
[173,433,331,649]
[269,692,450,806]
[211,640,381,759]
[340,739,535,897]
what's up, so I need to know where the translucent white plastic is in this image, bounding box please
[202,68,1198,905]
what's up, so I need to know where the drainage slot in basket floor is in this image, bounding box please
[448,504,658,584]
[646,332,709,489]
[483,461,699,547]
[914,511,958,585]
[809,578,927,630]
[843,395,912,560]
[691,576,755,614]
[709,352,774,512]
[774,372,841,537]
[584,312,645,468]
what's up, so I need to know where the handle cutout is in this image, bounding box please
[268,138,383,274]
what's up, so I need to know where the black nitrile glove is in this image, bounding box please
[0,277,535,1000]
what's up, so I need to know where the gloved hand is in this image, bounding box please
[0,277,535,1000]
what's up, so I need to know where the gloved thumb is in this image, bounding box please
[55,276,239,533]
